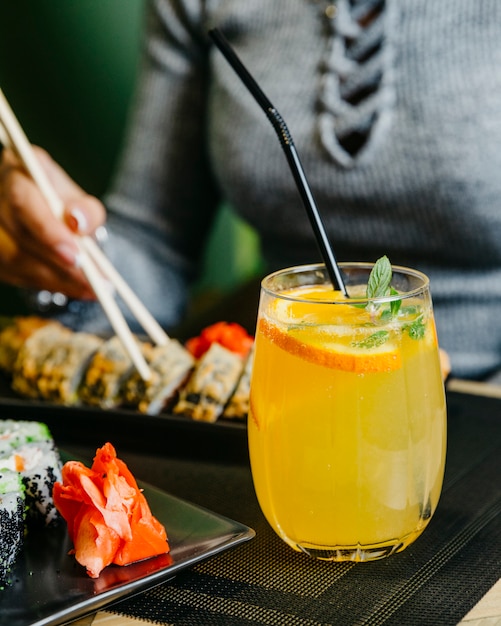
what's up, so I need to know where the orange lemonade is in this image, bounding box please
[248,262,446,561]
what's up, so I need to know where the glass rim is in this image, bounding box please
[261,262,430,305]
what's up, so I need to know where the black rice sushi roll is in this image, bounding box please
[0,469,25,584]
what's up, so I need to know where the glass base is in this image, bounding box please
[296,542,406,562]
[286,516,432,562]
[274,506,433,562]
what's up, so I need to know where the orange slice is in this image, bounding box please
[259,318,402,374]
[272,286,368,327]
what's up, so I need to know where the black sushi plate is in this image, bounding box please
[0,450,255,626]
[0,376,249,465]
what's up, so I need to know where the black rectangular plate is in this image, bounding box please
[0,451,255,626]
[0,375,249,464]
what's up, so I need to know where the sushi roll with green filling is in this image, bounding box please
[173,342,245,423]
[0,440,62,527]
[122,339,195,414]
[0,419,53,457]
[0,469,25,584]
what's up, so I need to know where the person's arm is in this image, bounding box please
[1,0,220,334]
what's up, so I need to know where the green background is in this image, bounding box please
[0,0,262,316]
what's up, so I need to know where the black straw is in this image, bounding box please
[208,28,348,296]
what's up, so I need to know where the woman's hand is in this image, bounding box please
[0,145,106,299]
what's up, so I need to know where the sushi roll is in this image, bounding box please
[173,342,245,423]
[222,347,254,420]
[11,323,74,399]
[12,325,103,404]
[122,339,195,414]
[0,419,54,457]
[0,316,61,375]
[0,469,25,584]
[0,439,62,527]
[79,335,137,408]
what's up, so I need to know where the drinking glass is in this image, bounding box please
[248,262,447,562]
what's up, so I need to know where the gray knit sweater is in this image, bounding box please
[58,0,501,380]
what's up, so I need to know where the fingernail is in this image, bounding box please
[55,242,78,266]
[94,225,109,245]
[74,251,83,269]
[67,206,89,234]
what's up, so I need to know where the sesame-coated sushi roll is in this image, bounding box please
[0,469,25,584]
[79,335,137,408]
[0,440,62,527]
[11,323,74,399]
[13,326,102,404]
[0,316,62,374]
[0,315,61,375]
[33,331,103,405]
[173,342,244,423]
[222,347,254,420]
[122,339,195,414]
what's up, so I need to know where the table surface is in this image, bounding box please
[45,378,501,625]
[71,574,501,626]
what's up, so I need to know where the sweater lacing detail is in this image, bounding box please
[315,0,396,168]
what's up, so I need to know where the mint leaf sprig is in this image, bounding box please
[365,256,401,318]
[367,255,392,299]
[362,256,426,342]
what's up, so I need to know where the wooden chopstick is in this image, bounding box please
[0,118,9,149]
[0,91,169,348]
[0,89,170,379]
[81,238,169,347]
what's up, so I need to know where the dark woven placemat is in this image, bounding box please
[105,390,501,625]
